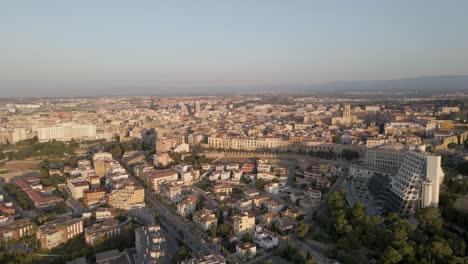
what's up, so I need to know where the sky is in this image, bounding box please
[1,0,468,96]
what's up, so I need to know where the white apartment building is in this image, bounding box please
[386,145,444,215]
[366,144,406,171]
[37,124,96,142]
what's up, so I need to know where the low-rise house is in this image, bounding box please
[256,172,276,182]
[215,164,225,171]
[232,170,243,180]
[96,207,118,222]
[259,211,280,226]
[304,188,321,205]
[264,182,279,194]
[257,164,271,173]
[252,195,270,208]
[212,183,232,195]
[275,218,295,233]
[226,163,240,171]
[193,209,217,231]
[266,200,283,212]
[241,163,255,173]
[201,163,212,171]
[243,188,259,199]
[282,208,305,220]
[290,191,305,204]
[236,242,257,259]
[255,232,279,249]
[235,199,252,212]
[177,195,198,217]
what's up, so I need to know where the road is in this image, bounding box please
[144,189,218,256]
[59,185,85,214]
[127,170,224,262]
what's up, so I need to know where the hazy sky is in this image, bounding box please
[1,1,468,96]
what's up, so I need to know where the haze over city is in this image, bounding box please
[1,1,468,96]
[1,2,468,264]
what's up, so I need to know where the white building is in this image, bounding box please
[386,145,444,215]
[37,124,96,142]
[255,233,279,249]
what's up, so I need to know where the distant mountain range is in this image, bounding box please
[1,74,467,98]
[308,75,468,94]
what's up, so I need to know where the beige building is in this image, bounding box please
[107,184,145,210]
[233,212,255,235]
[85,219,121,246]
[37,216,83,249]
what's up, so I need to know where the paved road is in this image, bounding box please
[144,189,217,255]
[59,185,85,214]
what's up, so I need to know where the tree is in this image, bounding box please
[381,247,403,264]
[342,149,359,160]
[255,178,267,190]
[110,145,122,158]
[296,222,310,238]
[173,246,192,263]
[242,233,253,242]
[332,135,341,144]
[447,143,458,149]
[334,215,352,235]
[327,191,345,213]
[211,224,217,238]
[217,224,230,237]
[415,207,443,234]
[428,241,453,262]
[351,203,366,223]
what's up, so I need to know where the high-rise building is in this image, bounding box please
[384,145,444,215]
[366,144,406,171]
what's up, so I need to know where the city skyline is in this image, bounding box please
[1,1,468,96]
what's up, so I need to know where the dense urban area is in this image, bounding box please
[0,93,467,264]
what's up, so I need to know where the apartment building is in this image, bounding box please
[85,219,121,246]
[37,123,96,142]
[93,152,115,178]
[385,146,445,215]
[366,144,406,171]
[83,188,106,207]
[96,207,118,222]
[67,177,89,199]
[148,169,179,192]
[135,225,166,263]
[37,216,83,249]
[0,218,35,241]
[107,184,145,210]
[233,212,255,236]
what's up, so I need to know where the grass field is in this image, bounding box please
[0,159,41,182]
